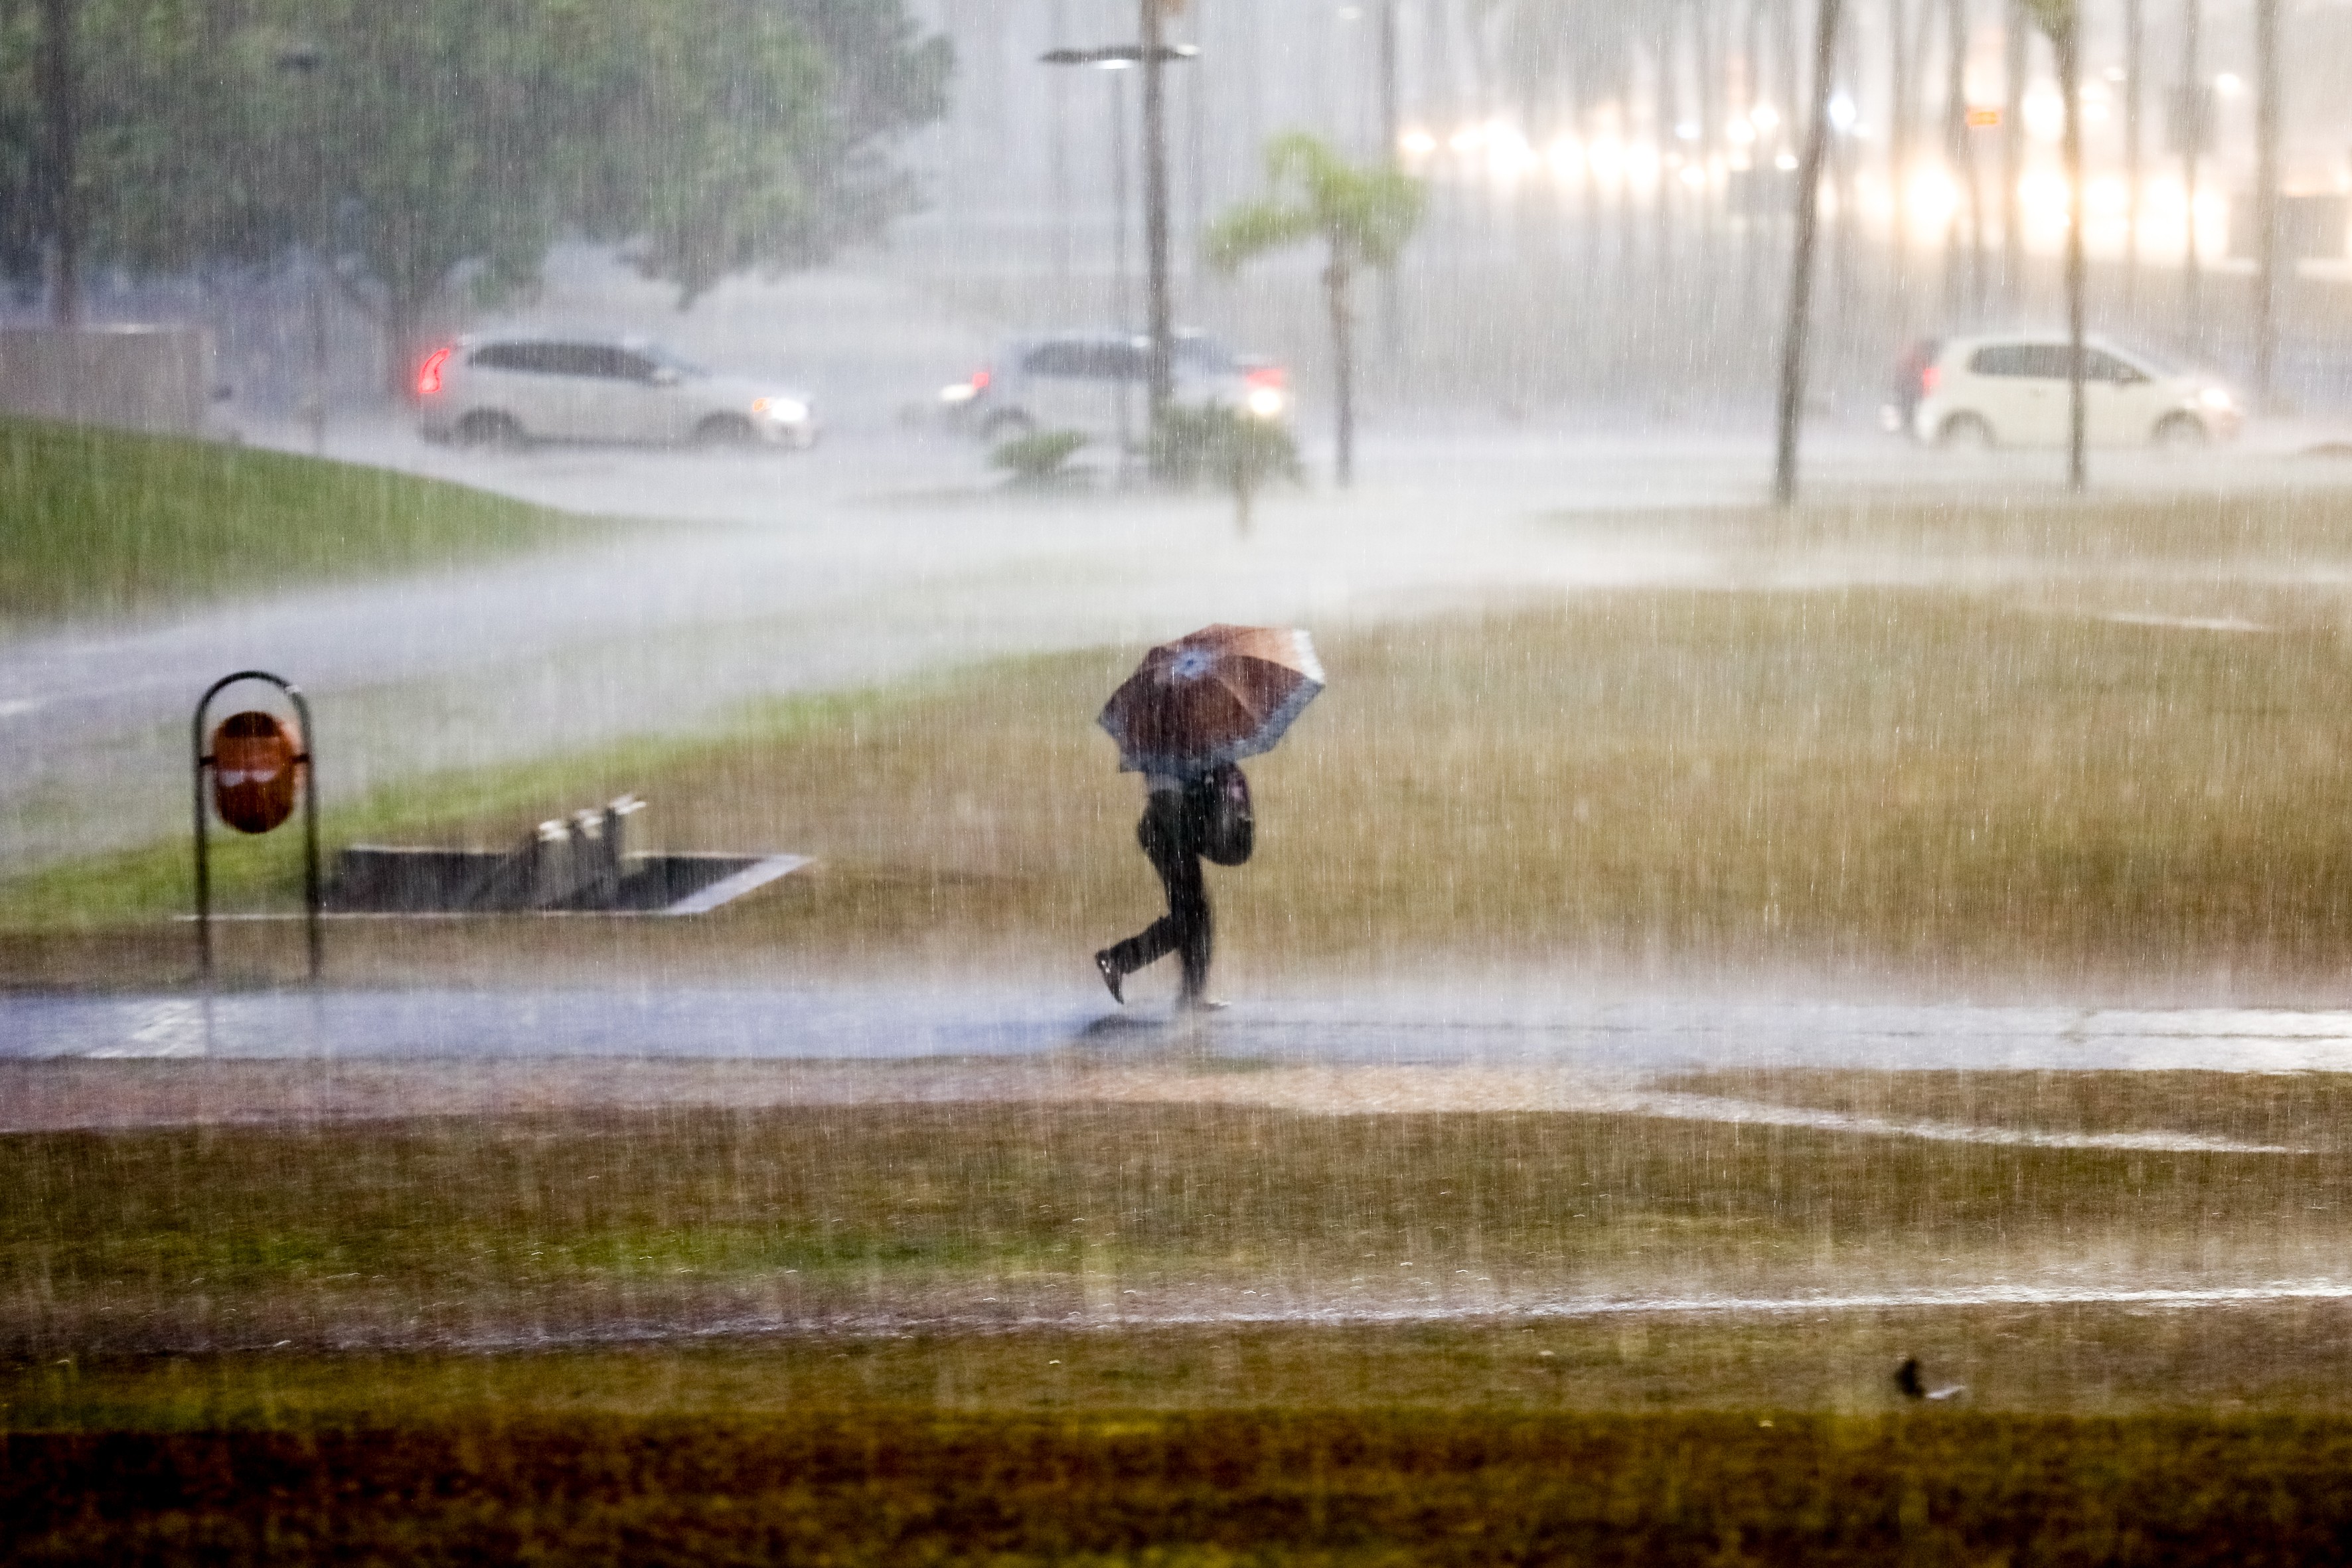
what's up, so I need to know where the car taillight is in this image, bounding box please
[971,368,991,391]
[1245,365,1287,391]
[1920,364,1941,394]
[417,347,452,396]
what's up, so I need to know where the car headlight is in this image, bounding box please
[752,397,810,424]
[1244,386,1288,420]
[939,382,979,405]
[2198,386,2235,412]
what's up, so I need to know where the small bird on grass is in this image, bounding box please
[1894,1356,1966,1401]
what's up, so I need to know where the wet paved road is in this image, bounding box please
[13,986,2352,1071]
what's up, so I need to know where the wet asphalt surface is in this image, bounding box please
[13,985,2352,1071]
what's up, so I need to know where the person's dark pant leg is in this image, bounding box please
[1158,832,1210,999]
[1104,793,1213,997]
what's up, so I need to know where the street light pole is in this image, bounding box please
[1040,39,1198,432]
[1140,0,1175,419]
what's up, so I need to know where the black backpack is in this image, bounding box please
[1195,763,1254,866]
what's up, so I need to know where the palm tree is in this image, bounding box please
[1205,133,1425,487]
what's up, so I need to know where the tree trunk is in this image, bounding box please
[1617,54,1640,280]
[1739,0,1766,315]
[1377,0,1401,352]
[2250,0,2280,403]
[2000,0,2025,308]
[2179,0,2202,346]
[1695,0,1723,279]
[1654,2,1678,291]
[2057,9,2086,492]
[1774,0,1847,506]
[1326,251,1357,487]
[39,0,78,327]
[2122,0,2143,315]
[1941,0,1979,319]
[1888,0,1914,299]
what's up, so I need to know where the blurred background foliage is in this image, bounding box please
[0,0,949,380]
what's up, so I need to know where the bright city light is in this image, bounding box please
[2020,168,2073,222]
[1749,104,1780,134]
[1399,127,1437,157]
[1486,125,1535,177]
[1906,169,1959,226]
[2023,86,2065,141]
[1727,119,1756,145]
[1826,93,1857,133]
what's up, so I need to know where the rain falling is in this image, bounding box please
[8,0,2352,1559]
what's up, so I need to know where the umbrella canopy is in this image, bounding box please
[1098,624,1325,775]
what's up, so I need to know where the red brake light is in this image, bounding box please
[1920,364,1941,394]
[417,347,452,396]
[971,368,991,391]
[1245,365,1287,390]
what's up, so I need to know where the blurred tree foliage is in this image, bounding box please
[0,0,949,377]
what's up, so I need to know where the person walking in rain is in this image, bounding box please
[1096,762,1249,1006]
[1091,625,1324,1009]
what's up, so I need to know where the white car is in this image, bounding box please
[937,329,1289,445]
[416,334,817,450]
[1890,334,2240,449]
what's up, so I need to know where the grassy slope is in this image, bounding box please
[0,418,580,626]
[17,578,2352,987]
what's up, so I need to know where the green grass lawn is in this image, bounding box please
[6,1088,2347,1357]
[15,578,2352,990]
[10,1073,2352,1561]
[0,418,584,627]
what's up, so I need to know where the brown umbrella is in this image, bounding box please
[1098,624,1325,775]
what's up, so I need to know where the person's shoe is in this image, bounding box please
[1094,951,1124,1004]
[1178,994,1229,1012]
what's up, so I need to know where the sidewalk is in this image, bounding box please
[11,985,2352,1071]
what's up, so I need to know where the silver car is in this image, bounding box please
[938,329,1290,445]
[417,334,817,450]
